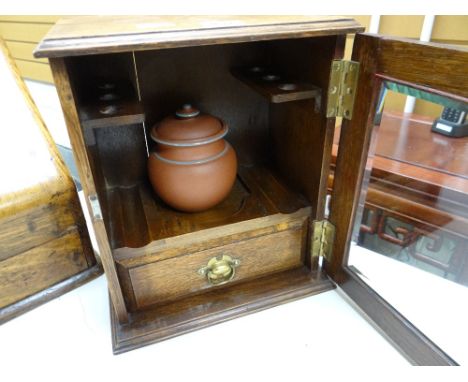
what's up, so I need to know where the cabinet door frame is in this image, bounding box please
[326,33,467,365]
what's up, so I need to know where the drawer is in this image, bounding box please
[115,210,310,310]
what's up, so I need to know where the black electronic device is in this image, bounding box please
[432,107,468,137]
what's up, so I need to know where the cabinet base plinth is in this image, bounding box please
[110,266,334,354]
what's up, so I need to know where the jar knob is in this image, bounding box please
[175,104,200,118]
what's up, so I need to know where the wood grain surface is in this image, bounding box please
[111,266,334,354]
[49,57,129,323]
[0,38,100,319]
[130,218,307,309]
[107,166,309,253]
[80,100,145,129]
[34,16,363,58]
[0,202,78,262]
[231,67,322,103]
[118,211,309,310]
[270,36,343,221]
[0,229,88,308]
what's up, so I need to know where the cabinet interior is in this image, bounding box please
[66,35,336,256]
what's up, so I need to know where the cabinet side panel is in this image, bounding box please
[269,36,345,270]
[269,35,342,218]
[49,57,129,323]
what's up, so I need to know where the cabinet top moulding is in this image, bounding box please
[33,16,363,58]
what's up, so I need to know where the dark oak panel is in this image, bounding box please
[34,16,363,58]
[49,57,129,323]
[327,33,381,279]
[376,36,468,98]
[111,267,334,354]
[270,35,344,221]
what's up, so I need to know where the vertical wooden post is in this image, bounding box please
[49,57,129,324]
[326,34,380,280]
[310,34,347,272]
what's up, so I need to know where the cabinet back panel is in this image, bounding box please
[94,124,148,188]
[135,42,271,166]
[66,52,138,105]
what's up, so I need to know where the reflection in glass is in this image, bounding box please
[342,80,468,364]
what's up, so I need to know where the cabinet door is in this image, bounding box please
[327,34,468,365]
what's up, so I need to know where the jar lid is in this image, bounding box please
[150,104,227,146]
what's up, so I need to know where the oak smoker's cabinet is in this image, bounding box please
[34,16,467,358]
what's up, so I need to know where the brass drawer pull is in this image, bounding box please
[197,255,240,285]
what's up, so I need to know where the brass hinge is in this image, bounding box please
[311,220,336,262]
[88,194,103,220]
[326,59,360,120]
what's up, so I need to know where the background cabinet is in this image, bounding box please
[0,38,102,324]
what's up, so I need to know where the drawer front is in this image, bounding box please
[124,217,309,310]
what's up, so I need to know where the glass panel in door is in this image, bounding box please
[344,80,468,364]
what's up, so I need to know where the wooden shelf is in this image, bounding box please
[232,67,322,106]
[79,100,145,129]
[104,165,309,254]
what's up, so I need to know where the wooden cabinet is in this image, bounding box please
[0,38,102,324]
[35,16,467,363]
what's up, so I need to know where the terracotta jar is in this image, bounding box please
[148,104,237,212]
